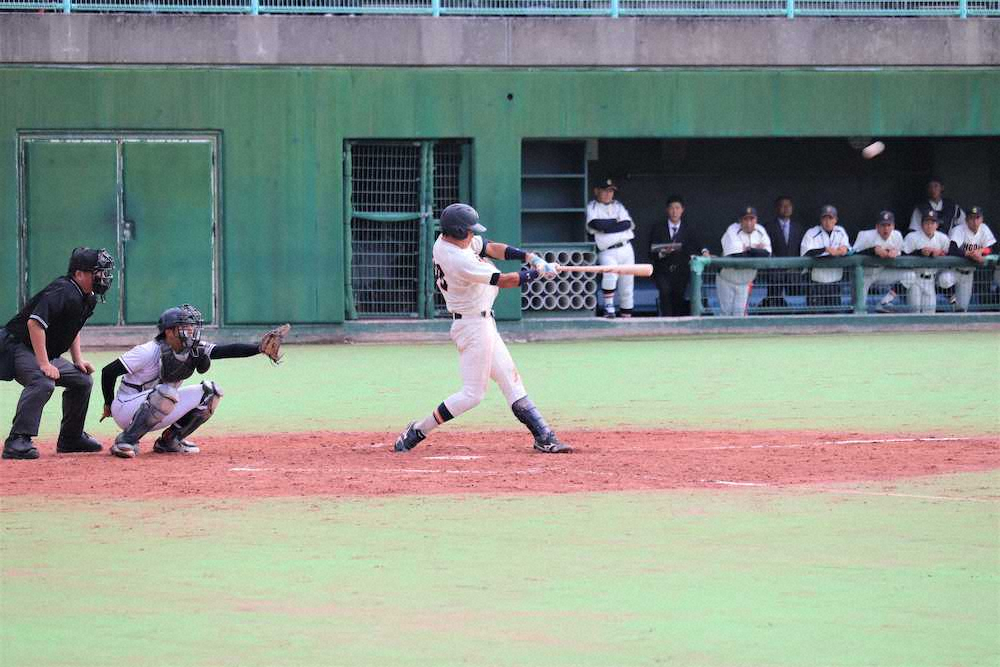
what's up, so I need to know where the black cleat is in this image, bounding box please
[2,435,39,460]
[533,433,573,454]
[394,422,426,452]
[56,432,103,454]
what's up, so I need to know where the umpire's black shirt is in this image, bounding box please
[4,277,97,360]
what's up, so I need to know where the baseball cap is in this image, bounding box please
[968,206,984,217]
[739,206,758,219]
[594,178,618,191]
[820,205,838,218]
[877,211,895,224]
[922,209,939,222]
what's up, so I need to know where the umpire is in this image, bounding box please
[0,247,114,459]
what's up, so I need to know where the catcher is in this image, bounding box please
[99,304,289,459]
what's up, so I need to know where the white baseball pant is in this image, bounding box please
[906,273,938,313]
[112,384,217,431]
[597,243,635,310]
[441,315,527,418]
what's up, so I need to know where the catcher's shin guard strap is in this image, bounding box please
[119,384,179,443]
[511,396,553,440]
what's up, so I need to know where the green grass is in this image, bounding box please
[2,331,998,437]
[2,473,998,667]
[2,330,998,666]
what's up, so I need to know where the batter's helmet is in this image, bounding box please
[440,203,486,238]
[67,247,115,298]
[157,304,204,349]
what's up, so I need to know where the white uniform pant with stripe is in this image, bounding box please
[597,243,635,309]
[111,384,210,431]
[442,316,527,419]
[905,273,938,313]
[716,268,756,317]
[950,269,975,311]
[862,268,906,296]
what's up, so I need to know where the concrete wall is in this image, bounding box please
[1,14,999,67]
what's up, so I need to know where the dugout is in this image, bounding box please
[2,64,998,326]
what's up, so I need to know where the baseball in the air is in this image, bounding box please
[861,141,885,159]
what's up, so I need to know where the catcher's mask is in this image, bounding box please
[67,247,115,302]
[157,304,204,351]
[440,203,487,239]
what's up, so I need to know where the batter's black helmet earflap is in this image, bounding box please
[67,247,115,300]
[440,203,487,238]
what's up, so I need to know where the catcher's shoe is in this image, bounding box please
[153,436,200,454]
[534,433,573,454]
[394,422,426,452]
[110,437,138,459]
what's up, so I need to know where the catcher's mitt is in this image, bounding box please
[259,324,291,365]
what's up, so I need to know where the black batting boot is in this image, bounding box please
[511,397,572,454]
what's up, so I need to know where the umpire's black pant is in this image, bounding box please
[8,344,92,439]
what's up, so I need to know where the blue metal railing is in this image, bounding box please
[2,0,995,16]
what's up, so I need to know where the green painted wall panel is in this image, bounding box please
[3,67,999,323]
[122,142,214,325]
[23,142,120,326]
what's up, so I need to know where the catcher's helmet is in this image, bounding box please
[440,203,486,238]
[157,304,204,350]
[67,247,115,297]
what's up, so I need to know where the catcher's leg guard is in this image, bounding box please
[154,382,222,454]
[112,384,179,458]
[511,397,572,454]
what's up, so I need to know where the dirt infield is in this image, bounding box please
[2,429,997,498]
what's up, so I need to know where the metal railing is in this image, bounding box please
[3,0,995,16]
[689,254,1000,316]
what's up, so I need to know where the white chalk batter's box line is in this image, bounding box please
[677,436,985,452]
[229,466,544,475]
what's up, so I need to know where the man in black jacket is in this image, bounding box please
[649,195,709,316]
[760,196,805,310]
[1,247,114,460]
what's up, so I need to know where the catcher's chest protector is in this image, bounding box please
[158,339,197,384]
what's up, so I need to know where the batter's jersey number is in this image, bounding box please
[434,263,448,292]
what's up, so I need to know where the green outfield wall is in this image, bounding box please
[3,67,999,323]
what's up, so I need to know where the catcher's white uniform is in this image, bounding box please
[902,230,951,313]
[718,223,772,317]
[587,199,635,312]
[853,229,906,296]
[110,340,218,431]
[432,234,526,418]
[947,222,998,311]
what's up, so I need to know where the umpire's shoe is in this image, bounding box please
[534,433,573,454]
[3,434,39,460]
[394,422,426,452]
[57,432,103,454]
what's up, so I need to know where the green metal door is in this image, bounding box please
[20,135,218,326]
[23,142,120,325]
[122,142,214,324]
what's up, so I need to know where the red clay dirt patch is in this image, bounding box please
[2,429,997,499]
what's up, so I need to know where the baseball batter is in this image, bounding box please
[393,203,572,454]
[100,304,288,458]
[902,210,951,313]
[717,206,772,317]
[586,179,635,318]
[852,210,905,312]
[946,205,996,311]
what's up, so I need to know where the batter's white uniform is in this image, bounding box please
[852,229,906,295]
[947,222,998,311]
[586,199,635,310]
[801,225,852,284]
[110,340,218,430]
[718,223,772,317]
[902,230,951,313]
[432,234,527,419]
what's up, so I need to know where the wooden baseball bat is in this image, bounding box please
[556,264,653,277]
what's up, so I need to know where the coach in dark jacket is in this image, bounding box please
[650,196,710,316]
[760,195,806,309]
[1,247,114,460]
